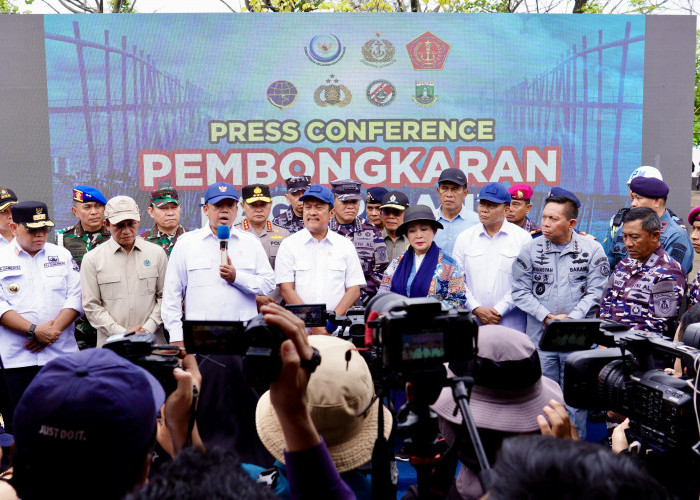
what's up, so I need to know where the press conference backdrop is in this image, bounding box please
[0,14,695,238]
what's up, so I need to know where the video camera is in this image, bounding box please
[103,332,181,395]
[182,314,286,389]
[541,319,700,453]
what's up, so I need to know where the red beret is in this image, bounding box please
[508,184,533,201]
[688,206,700,225]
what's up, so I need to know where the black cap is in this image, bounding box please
[380,191,410,211]
[0,187,18,212]
[396,205,443,237]
[547,187,581,208]
[242,184,272,204]
[438,168,467,186]
[366,187,389,205]
[11,201,55,229]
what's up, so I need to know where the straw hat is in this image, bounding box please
[256,335,392,473]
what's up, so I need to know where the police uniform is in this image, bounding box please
[55,185,110,268]
[139,187,187,257]
[235,184,290,269]
[272,175,310,234]
[0,187,18,249]
[0,202,81,432]
[329,180,390,304]
[380,190,410,262]
[599,246,685,336]
[602,177,693,274]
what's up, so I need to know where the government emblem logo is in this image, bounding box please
[361,33,395,68]
[305,34,345,66]
[218,185,227,192]
[143,259,151,267]
[406,32,450,70]
[314,75,352,107]
[0,189,9,199]
[366,80,396,107]
[266,80,298,111]
[8,283,18,293]
[413,81,438,107]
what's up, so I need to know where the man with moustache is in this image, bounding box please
[139,187,188,257]
[380,191,410,262]
[81,196,169,347]
[365,187,388,230]
[273,176,310,234]
[0,201,81,432]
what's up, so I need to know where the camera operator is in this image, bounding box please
[599,207,685,337]
[425,325,565,500]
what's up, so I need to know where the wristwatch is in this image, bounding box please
[26,324,36,339]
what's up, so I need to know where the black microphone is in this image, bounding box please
[217,225,230,265]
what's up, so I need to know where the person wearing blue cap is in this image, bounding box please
[161,181,275,465]
[162,181,275,345]
[602,176,693,274]
[0,201,81,433]
[55,185,111,269]
[452,183,531,331]
[512,193,609,440]
[275,184,365,335]
[365,187,389,230]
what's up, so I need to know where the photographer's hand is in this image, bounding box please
[260,303,320,452]
[537,399,579,440]
[161,354,204,455]
[611,418,630,453]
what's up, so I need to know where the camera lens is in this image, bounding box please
[597,359,635,410]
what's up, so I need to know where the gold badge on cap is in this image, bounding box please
[8,283,19,294]
[218,185,227,192]
[254,187,262,194]
[390,195,396,202]
[74,189,84,202]
[0,189,8,199]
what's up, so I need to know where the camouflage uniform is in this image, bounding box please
[688,272,700,307]
[55,223,111,269]
[519,216,540,233]
[272,208,305,234]
[602,209,693,274]
[139,225,187,257]
[599,245,686,337]
[329,216,389,304]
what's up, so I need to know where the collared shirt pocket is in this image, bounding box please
[97,272,125,300]
[44,264,67,291]
[532,272,553,300]
[0,270,25,307]
[569,273,588,301]
[328,258,346,279]
[497,246,519,273]
[138,267,159,295]
[293,260,312,286]
[188,258,215,287]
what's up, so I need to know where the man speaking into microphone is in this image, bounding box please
[162,181,274,345]
[161,181,275,464]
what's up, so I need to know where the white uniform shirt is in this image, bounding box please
[0,240,81,368]
[161,226,275,342]
[0,234,12,249]
[452,221,531,332]
[275,228,366,311]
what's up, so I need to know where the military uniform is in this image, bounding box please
[688,272,700,307]
[599,246,685,336]
[55,223,111,268]
[519,216,540,233]
[139,225,187,257]
[329,216,389,304]
[234,219,290,269]
[602,209,693,275]
[272,208,305,234]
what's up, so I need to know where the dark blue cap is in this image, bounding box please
[73,185,107,205]
[438,168,467,186]
[13,349,165,470]
[477,183,510,204]
[299,184,334,205]
[205,182,238,204]
[547,187,581,208]
[630,176,669,199]
[366,187,389,205]
[380,191,410,211]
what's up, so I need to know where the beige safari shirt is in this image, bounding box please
[80,237,168,347]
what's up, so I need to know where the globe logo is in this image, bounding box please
[267,80,298,110]
[305,34,345,66]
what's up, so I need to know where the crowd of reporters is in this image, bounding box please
[0,162,696,498]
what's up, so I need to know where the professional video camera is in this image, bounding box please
[103,332,180,394]
[182,314,287,389]
[541,319,700,454]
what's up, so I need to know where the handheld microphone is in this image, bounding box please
[217,225,230,265]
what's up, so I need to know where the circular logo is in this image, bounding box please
[535,283,546,296]
[266,80,298,110]
[366,80,396,107]
[306,35,345,66]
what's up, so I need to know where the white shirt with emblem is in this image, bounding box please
[0,240,82,368]
[161,226,275,343]
[274,228,366,311]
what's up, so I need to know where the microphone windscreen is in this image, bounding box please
[217,225,230,240]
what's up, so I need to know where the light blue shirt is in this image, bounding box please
[433,205,480,257]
